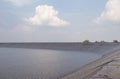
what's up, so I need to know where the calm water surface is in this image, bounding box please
[0,48,101,79]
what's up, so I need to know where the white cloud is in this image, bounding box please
[5,0,32,6]
[26,5,69,27]
[96,0,120,24]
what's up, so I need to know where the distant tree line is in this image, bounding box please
[113,40,119,43]
[82,40,119,44]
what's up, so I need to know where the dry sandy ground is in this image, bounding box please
[90,54,120,79]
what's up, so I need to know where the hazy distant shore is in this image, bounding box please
[0,42,120,53]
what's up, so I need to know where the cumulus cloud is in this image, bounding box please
[26,5,69,27]
[5,0,32,6]
[96,0,120,24]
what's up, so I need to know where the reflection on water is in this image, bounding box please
[0,48,101,79]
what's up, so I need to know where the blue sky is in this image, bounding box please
[0,0,120,42]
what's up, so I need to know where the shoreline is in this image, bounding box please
[0,42,120,53]
[60,46,120,79]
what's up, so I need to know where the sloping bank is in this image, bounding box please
[59,43,120,79]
